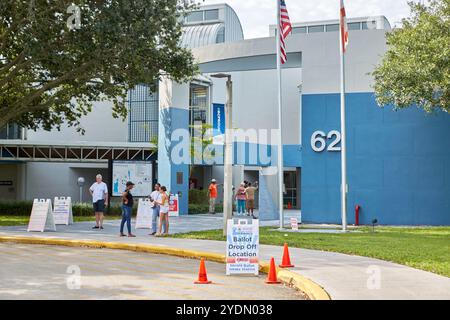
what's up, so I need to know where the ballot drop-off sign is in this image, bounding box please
[226,219,259,276]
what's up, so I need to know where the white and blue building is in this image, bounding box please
[1,4,449,225]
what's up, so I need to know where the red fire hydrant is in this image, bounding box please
[355,205,361,226]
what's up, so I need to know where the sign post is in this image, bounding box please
[226,219,259,276]
[169,194,179,217]
[53,197,73,225]
[27,199,56,232]
[135,198,153,229]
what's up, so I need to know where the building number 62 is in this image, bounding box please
[311,130,341,152]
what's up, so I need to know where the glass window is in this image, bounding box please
[189,84,210,136]
[204,9,219,21]
[127,84,159,143]
[292,27,307,34]
[0,123,22,139]
[362,21,376,30]
[326,24,339,32]
[0,126,7,139]
[308,25,324,33]
[186,11,203,23]
[348,22,361,30]
[216,27,225,43]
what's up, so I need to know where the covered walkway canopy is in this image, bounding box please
[0,140,156,163]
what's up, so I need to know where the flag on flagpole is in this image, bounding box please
[279,0,292,64]
[340,0,349,53]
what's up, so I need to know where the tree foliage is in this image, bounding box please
[373,0,449,113]
[0,0,199,132]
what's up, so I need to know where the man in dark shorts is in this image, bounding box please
[89,174,108,229]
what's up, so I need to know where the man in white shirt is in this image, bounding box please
[89,174,108,229]
[149,183,162,235]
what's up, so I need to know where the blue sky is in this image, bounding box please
[202,0,418,39]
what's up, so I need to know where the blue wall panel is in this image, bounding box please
[302,92,450,226]
[158,107,190,215]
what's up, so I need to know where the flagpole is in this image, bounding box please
[339,13,348,232]
[276,0,284,229]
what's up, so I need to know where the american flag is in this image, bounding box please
[340,0,349,53]
[279,0,292,64]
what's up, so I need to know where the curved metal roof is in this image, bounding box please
[181,23,225,49]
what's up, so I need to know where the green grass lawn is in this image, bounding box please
[0,215,121,226]
[170,226,450,277]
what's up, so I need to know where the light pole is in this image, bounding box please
[77,177,85,203]
[211,73,233,236]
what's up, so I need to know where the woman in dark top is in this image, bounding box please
[120,181,136,237]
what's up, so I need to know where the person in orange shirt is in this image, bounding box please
[208,179,218,214]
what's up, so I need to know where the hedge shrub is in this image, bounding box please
[188,204,224,214]
[0,200,225,216]
[188,189,209,205]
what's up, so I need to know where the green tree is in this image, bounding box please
[373,0,449,113]
[0,0,199,132]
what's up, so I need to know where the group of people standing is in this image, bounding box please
[208,179,258,219]
[88,174,259,237]
[88,174,170,238]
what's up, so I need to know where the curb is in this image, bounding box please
[0,235,330,300]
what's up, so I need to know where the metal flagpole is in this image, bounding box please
[339,13,348,232]
[276,0,284,229]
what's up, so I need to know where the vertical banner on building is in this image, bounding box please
[226,219,259,276]
[212,103,225,145]
[27,199,56,232]
[53,197,73,225]
[169,194,179,217]
[135,198,153,229]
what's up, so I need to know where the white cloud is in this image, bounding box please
[200,0,418,39]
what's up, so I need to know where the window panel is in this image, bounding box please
[308,25,324,33]
[205,9,219,21]
[189,83,210,136]
[326,24,339,32]
[186,11,203,23]
[292,27,307,34]
[348,22,361,30]
[127,84,159,142]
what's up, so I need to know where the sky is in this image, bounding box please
[201,0,418,39]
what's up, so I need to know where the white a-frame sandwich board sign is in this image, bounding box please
[53,197,73,225]
[226,218,259,276]
[27,199,56,232]
[135,198,152,229]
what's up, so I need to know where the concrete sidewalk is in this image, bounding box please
[1,215,449,300]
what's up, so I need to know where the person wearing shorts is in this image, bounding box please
[156,186,170,236]
[149,183,163,235]
[89,174,108,229]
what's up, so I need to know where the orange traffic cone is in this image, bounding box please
[279,243,295,268]
[265,257,281,284]
[194,258,212,284]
